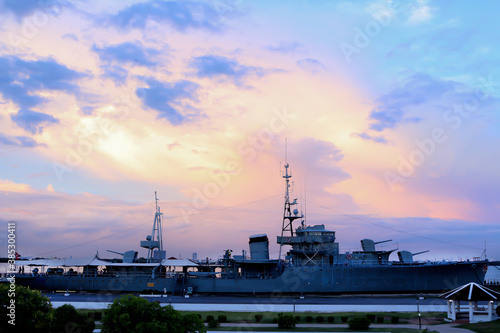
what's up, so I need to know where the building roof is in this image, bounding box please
[439,282,500,301]
[22,257,198,267]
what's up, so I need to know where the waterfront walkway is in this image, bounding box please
[218,322,476,333]
[93,323,475,333]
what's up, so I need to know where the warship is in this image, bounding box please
[15,163,498,294]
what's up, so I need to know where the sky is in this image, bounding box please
[0,0,499,263]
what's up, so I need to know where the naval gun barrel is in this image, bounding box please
[107,250,124,256]
[374,239,392,245]
[412,250,429,256]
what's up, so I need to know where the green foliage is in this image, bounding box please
[217,314,227,323]
[327,316,335,323]
[316,315,324,322]
[255,314,264,322]
[182,313,206,333]
[0,284,54,333]
[377,316,384,323]
[348,317,371,330]
[366,314,376,322]
[101,294,205,333]
[341,316,348,323]
[206,315,215,322]
[53,304,95,333]
[207,320,220,328]
[305,315,313,322]
[294,315,301,322]
[391,315,399,323]
[277,312,296,329]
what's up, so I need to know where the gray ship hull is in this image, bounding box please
[16,261,488,294]
[16,275,178,293]
[189,262,487,294]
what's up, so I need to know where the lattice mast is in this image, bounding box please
[140,191,164,263]
[278,146,304,260]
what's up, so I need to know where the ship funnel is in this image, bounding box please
[249,234,269,260]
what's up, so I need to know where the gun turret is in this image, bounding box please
[398,250,429,264]
[107,250,138,263]
[361,239,393,252]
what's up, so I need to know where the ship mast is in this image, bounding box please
[278,155,303,260]
[140,191,164,263]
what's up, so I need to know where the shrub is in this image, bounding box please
[277,312,296,329]
[391,315,399,323]
[54,304,95,333]
[101,295,204,333]
[348,317,371,330]
[316,315,324,322]
[272,317,278,323]
[327,316,335,323]
[295,316,301,322]
[197,314,202,319]
[208,320,220,328]
[341,316,348,323]
[306,315,314,323]
[206,315,215,322]
[255,314,264,322]
[377,316,384,323]
[217,315,227,323]
[366,314,376,322]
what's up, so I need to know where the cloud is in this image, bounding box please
[0,179,33,193]
[62,33,78,42]
[80,106,95,115]
[267,41,305,53]
[107,0,228,32]
[407,0,436,25]
[100,65,129,85]
[93,42,160,83]
[93,42,160,67]
[0,0,70,20]
[10,109,59,134]
[136,79,200,125]
[279,137,354,209]
[0,0,41,20]
[0,132,43,148]
[297,58,326,74]
[0,56,85,110]
[351,132,388,144]
[368,73,464,131]
[190,54,265,86]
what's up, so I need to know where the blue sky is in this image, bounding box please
[0,0,499,262]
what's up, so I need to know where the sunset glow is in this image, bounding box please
[1,0,499,262]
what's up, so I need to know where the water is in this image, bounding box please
[486,266,500,283]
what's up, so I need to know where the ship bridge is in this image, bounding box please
[277,224,336,246]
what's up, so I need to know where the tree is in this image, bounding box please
[53,304,95,333]
[277,312,296,329]
[348,317,371,330]
[0,284,55,333]
[101,294,205,333]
